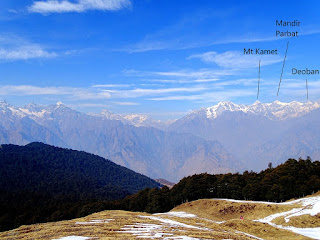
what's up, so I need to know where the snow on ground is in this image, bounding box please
[164,237,200,240]
[235,230,264,240]
[157,211,225,224]
[57,196,320,239]
[311,201,320,216]
[118,222,173,238]
[118,214,211,239]
[118,221,201,240]
[285,227,320,240]
[257,195,320,239]
[155,212,197,218]
[52,236,90,240]
[212,198,282,205]
[283,197,320,222]
[75,219,114,224]
[139,215,209,230]
[213,195,320,207]
[258,208,300,223]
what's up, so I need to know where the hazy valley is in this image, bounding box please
[1,100,320,181]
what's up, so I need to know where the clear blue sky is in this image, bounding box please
[1,0,320,119]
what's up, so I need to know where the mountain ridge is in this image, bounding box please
[1,100,320,179]
[0,101,235,182]
[183,100,320,122]
[2,100,320,127]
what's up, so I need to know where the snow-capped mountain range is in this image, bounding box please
[2,100,319,127]
[0,101,234,181]
[190,100,320,121]
[1,100,320,181]
[90,110,173,130]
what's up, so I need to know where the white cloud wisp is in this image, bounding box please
[29,0,132,13]
[0,85,111,100]
[189,51,282,69]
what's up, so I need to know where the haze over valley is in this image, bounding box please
[1,100,319,181]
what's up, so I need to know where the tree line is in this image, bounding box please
[1,151,319,231]
[119,157,320,213]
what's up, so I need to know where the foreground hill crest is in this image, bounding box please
[1,192,319,239]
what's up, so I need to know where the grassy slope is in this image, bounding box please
[0,211,258,240]
[173,192,320,240]
[1,192,319,239]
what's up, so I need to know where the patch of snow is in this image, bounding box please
[213,195,320,207]
[256,195,320,239]
[156,211,226,225]
[164,237,200,240]
[212,198,281,205]
[51,236,90,240]
[311,201,320,216]
[286,227,320,240]
[216,221,226,224]
[155,212,197,218]
[235,230,264,240]
[259,208,300,223]
[75,219,114,224]
[139,215,208,230]
[118,223,173,239]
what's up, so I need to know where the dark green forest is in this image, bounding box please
[0,142,160,231]
[1,142,320,232]
[121,158,320,214]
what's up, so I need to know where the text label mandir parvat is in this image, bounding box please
[276,20,300,37]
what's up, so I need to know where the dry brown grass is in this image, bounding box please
[2,192,319,239]
[172,199,298,221]
[0,210,258,240]
[221,219,310,240]
[0,210,141,240]
[273,213,320,228]
[171,197,317,240]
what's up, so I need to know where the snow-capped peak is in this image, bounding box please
[56,101,64,107]
[0,101,9,111]
[206,101,248,119]
[205,101,320,120]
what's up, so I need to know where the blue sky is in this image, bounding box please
[1,0,320,119]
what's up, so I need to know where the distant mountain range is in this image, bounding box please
[90,110,173,130]
[0,100,319,181]
[168,101,320,170]
[0,101,234,182]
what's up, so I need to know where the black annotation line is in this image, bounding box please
[306,79,309,100]
[277,41,289,96]
[257,60,261,100]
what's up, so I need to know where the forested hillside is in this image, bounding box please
[0,142,160,231]
[120,158,320,213]
[1,143,319,232]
